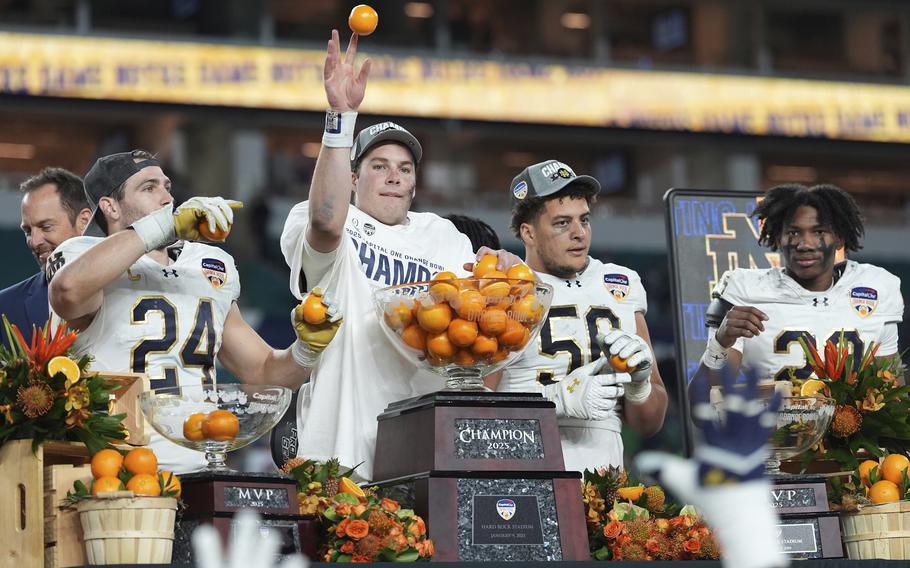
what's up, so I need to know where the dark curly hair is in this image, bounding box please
[752,183,864,252]
[510,186,597,239]
[444,214,501,251]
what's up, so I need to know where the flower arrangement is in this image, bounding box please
[583,466,719,561]
[796,333,910,471]
[281,457,347,516]
[0,318,126,453]
[321,486,434,562]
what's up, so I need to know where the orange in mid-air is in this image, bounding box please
[90,448,124,479]
[299,293,328,325]
[127,473,162,497]
[183,412,207,442]
[202,409,240,441]
[348,4,378,36]
[123,447,158,476]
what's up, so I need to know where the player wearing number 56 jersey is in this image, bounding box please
[488,160,668,472]
[694,183,905,388]
[49,150,336,473]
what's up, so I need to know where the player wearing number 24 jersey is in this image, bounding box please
[48,150,332,473]
[489,160,667,473]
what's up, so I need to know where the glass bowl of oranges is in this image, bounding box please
[373,260,553,391]
[139,384,292,472]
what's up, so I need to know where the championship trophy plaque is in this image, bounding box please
[372,277,590,561]
[139,384,303,563]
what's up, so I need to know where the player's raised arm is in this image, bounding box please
[307,30,372,253]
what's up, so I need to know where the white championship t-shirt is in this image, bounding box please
[498,257,648,472]
[280,202,475,480]
[48,236,240,473]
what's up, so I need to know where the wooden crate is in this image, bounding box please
[0,440,91,567]
[44,463,92,567]
[101,372,151,446]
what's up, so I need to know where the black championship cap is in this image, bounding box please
[509,159,600,206]
[350,121,423,168]
[83,150,160,236]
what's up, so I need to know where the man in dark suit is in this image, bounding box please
[0,168,90,348]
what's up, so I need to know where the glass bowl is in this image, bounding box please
[373,277,554,390]
[139,384,293,472]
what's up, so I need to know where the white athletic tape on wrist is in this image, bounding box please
[623,377,652,404]
[701,334,729,370]
[322,110,357,148]
[291,340,319,368]
[131,204,177,252]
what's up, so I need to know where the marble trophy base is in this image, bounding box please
[770,473,844,559]
[171,470,314,564]
[375,470,587,562]
[373,392,590,562]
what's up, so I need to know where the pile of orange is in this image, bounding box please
[383,255,543,367]
[857,453,910,504]
[88,447,181,498]
[183,409,240,442]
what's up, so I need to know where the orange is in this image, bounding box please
[471,334,498,360]
[480,271,510,301]
[299,293,328,325]
[881,453,910,485]
[202,409,240,441]
[90,449,124,479]
[348,4,378,36]
[491,347,509,363]
[429,273,459,303]
[427,331,456,360]
[479,308,507,336]
[160,471,182,497]
[199,222,230,241]
[617,485,645,501]
[472,254,499,278]
[416,302,453,333]
[858,460,880,488]
[499,319,529,349]
[183,412,207,442]
[510,294,543,325]
[92,476,123,496]
[47,356,81,385]
[454,289,485,321]
[127,473,162,496]
[123,447,158,476]
[447,318,479,348]
[453,349,476,366]
[506,264,535,295]
[339,476,366,498]
[869,479,901,504]
[401,324,427,351]
[609,354,635,373]
[383,301,413,331]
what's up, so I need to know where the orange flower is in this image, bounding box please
[352,504,368,516]
[655,518,670,532]
[646,538,661,553]
[336,518,350,538]
[335,503,352,516]
[408,516,427,537]
[603,520,624,539]
[417,539,435,557]
[340,541,354,554]
[862,388,885,412]
[351,554,371,562]
[684,538,702,554]
[345,519,370,540]
[380,498,400,513]
[878,370,896,383]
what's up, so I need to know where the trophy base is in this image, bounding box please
[770,473,844,559]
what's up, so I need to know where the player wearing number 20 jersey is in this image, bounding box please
[49,235,239,471]
[499,258,647,470]
[713,260,903,381]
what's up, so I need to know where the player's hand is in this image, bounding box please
[598,329,653,403]
[291,288,343,367]
[193,510,307,568]
[174,197,243,242]
[463,247,523,273]
[636,368,787,568]
[541,358,631,421]
[715,305,768,348]
[324,29,372,112]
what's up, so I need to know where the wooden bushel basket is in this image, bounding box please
[841,500,910,560]
[76,496,177,565]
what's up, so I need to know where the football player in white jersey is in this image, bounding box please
[695,183,904,386]
[488,160,668,472]
[48,150,340,473]
[279,31,520,481]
